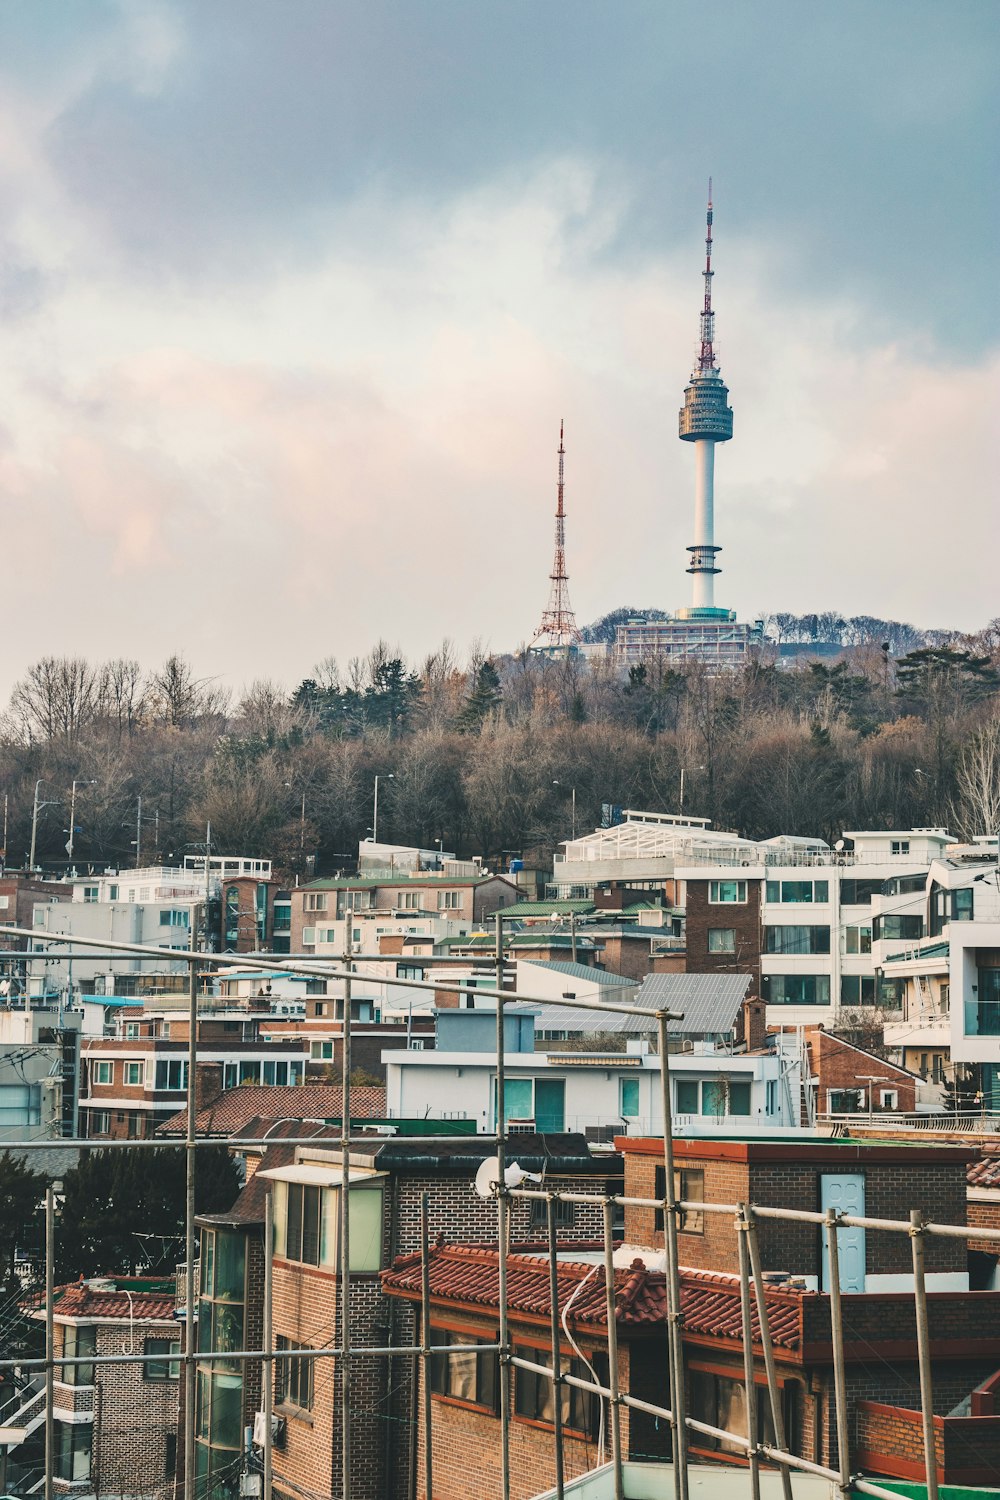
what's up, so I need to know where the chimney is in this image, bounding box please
[739,995,767,1053]
[194,1061,224,1111]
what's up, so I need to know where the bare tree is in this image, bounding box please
[96,659,147,739]
[149,656,230,729]
[9,656,101,743]
[954,716,1000,838]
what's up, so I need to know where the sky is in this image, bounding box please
[0,0,997,699]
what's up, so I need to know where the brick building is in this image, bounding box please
[11,1279,181,1498]
[290,872,519,953]
[682,871,763,992]
[805,1027,921,1117]
[190,1133,620,1500]
[378,1135,1000,1495]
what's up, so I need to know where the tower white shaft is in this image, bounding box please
[692,439,716,610]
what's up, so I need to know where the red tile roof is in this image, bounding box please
[381,1245,803,1350]
[969,1150,1000,1189]
[27,1282,177,1323]
[156,1084,386,1138]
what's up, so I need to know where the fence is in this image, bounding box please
[0,917,995,1500]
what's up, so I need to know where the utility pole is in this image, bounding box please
[134,795,142,868]
[29,780,58,872]
[373,774,393,846]
[65,779,97,866]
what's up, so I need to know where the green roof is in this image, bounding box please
[501,899,596,917]
[883,940,950,965]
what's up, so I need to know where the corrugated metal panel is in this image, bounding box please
[526,960,637,987]
[636,972,752,1035]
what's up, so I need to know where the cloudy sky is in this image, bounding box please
[0,0,996,697]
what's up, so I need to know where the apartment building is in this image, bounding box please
[190,1130,620,1500]
[7,1278,181,1499]
[679,827,956,1028]
[383,1001,802,1136]
[80,1013,308,1138]
[381,1134,1000,1498]
[881,844,1000,1104]
[290,870,519,953]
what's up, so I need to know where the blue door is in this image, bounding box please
[820,1173,865,1293]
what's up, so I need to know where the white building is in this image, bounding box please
[383,1005,801,1136]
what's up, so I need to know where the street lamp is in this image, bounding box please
[372,774,393,846]
[679,765,705,816]
[65,780,98,864]
[552,780,576,840]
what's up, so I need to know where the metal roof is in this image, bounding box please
[526,960,637,987]
[636,972,752,1035]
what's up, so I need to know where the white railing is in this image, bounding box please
[821,1108,1000,1135]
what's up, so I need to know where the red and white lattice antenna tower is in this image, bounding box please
[531,420,582,653]
[698,175,718,374]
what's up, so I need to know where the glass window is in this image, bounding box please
[61,1323,96,1386]
[707,928,736,954]
[55,1420,91,1481]
[845,925,872,954]
[155,1060,188,1091]
[840,975,876,1005]
[83,886,98,903]
[93,1061,112,1085]
[430,1328,498,1411]
[125,1061,144,1086]
[840,878,883,906]
[688,1368,778,1456]
[514,1347,596,1435]
[108,884,119,901]
[709,881,747,904]
[890,840,910,855]
[620,1078,640,1118]
[953,888,974,921]
[873,915,922,941]
[655,1166,705,1233]
[275,1336,314,1409]
[764,926,830,955]
[675,1078,699,1114]
[145,1337,181,1380]
[729,1081,752,1115]
[761,975,831,1006]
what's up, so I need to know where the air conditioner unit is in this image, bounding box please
[252,1411,285,1448]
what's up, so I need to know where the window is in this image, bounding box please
[709,881,747,904]
[845,925,872,954]
[953,887,974,921]
[655,1166,705,1233]
[766,1079,778,1115]
[108,884,119,901]
[145,1337,181,1380]
[124,1022,140,1039]
[688,1367,779,1457]
[529,1196,575,1230]
[93,1061,112,1086]
[438,890,461,909]
[878,977,907,1009]
[879,1089,899,1109]
[872,914,923,941]
[303,892,328,913]
[305,979,327,996]
[165,1433,176,1478]
[54,1420,91,1482]
[840,975,876,1006]
[61,1323,96,1386]
[275,1336,314,1410]
[765,880,829,904]
[159,909,189,927]
[840,878,883,906]
[514,1346,598,1436]
[398,891,420,909]
[890,840,910,855]
[125,1061,145,1086]
[83,886,99,903]
[430,1328,498,1411]
[764,926,830,955]
[154,1060,188,1091]
[310,1041,334,1061]
[707,928,736,954]
[90,1111,110,1134]
[301,927,316,946]
[761,975,831,1006]
[619,1077,640,1118]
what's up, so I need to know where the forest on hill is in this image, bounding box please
[1,614,998,877]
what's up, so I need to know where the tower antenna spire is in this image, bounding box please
[531,420,582,655]
[678,180,733,613]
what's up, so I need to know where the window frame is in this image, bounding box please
[429,1325,499,1414]
[708,880,747,905]
[274,1336,314,1411]
[93,1060,113,1086]
[513,1341,599,1438]
[707,927,736,955]
[124,1061,145,1087]
[144,1336,181,1381]
[655,1166,705,1234]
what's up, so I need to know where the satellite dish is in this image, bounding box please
[474,1157,502,1199]
[474,1158,543,1198]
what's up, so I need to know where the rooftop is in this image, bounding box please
[29,1279,177,1323]
[156,1083,387,1137]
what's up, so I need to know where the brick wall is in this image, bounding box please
[89,1319,181,1499]
[808,1029,918,1113]
[683,879,761,990]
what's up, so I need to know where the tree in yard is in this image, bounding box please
[56,1147,241,1282]
[0,1152,46,1288]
